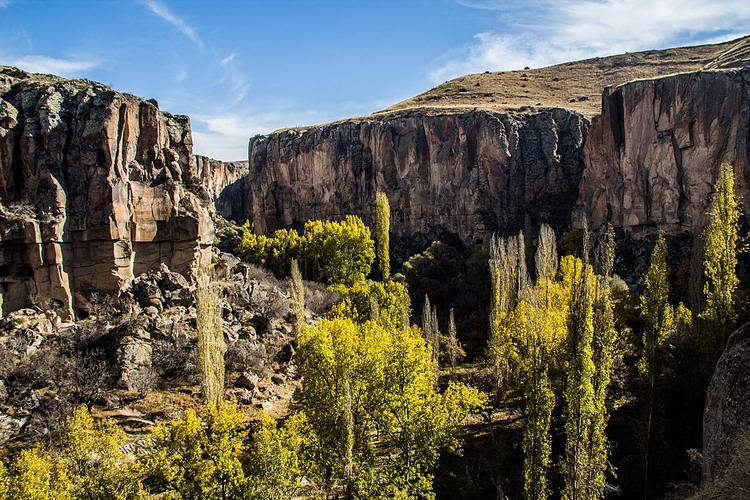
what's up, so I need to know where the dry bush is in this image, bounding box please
[246,263,283,288]
[250,286,289,321]
[303,280,343,316]
[225,340,271,375]
[151,333,199,384]
[688,432,750,500]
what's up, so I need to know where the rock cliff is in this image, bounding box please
[0,67,214,319]
[241,110,588,259]
[192,155,247,218]
[579,68,750,233]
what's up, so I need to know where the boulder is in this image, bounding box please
[703,323,750,482]
[235,372,259,391]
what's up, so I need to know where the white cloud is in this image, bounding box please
[216,52,248,107]
[432,0,750,82]
[139,0,204,49]
[8,55,98,76]
[191,113,289,160]
[191,108,347,160]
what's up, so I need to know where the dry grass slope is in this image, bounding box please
[274,35,750,134]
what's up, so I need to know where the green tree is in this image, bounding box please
[333,280,411,330]
[296,318,483,497]
[143,402,249,500]
[638,234,675,497]
[588,224,617,499]
[304,216,375,287]
[60,407,144,499]
[700,162,741,360]
[375,192,391,280]
[196,269,225,407]
[561,229,597,500]
[3,446,73,500]
[245,412,308,500]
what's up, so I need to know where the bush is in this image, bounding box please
[235,216,375,287]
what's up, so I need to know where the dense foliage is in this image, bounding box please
[296,318,484,497]
[236,216,375,287]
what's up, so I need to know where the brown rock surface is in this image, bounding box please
[192,155,247,218]
[703,322,750,483]
[578,68,750,233]
[0,67,212,318]
[239,110,587,257]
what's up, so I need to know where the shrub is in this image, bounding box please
[235,216,375,287]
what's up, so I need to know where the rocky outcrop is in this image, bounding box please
[0,67,213,319]
[240,110,588,259]
[578,68,750,233]
[703,322,750,483]
[192,155,247,218]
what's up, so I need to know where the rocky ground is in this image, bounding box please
[0,250,339,452]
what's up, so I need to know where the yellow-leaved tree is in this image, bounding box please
[296,317,484,498]
[375,191,391,280]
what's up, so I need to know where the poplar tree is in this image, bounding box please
[700,162,741,359]
[638,234,674,496]
[422,296,441,363]
[375,192,391,280]
[588,224,617,498]
[489,231,529,383]
[290,259,305,334]
[447,308,463,369]
[535,224,558,283]
[196,268,225,407]
[561,226,596,500]
[521,300,554,500]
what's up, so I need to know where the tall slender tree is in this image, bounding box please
[290,259,305,334]
[638,234,674,497]
[375,192,391,280]
[561,225,596,500]
[700,162,741,360]
[447,308,463,369]
[588,224,617,498]
[196,268,225,407]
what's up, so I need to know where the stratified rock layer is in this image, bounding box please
[242,110,588,258]
[0,67,212,318]
[579,68,750,233]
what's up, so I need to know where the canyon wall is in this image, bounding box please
[0,67,213,319]
[193,155,247,216]
[579,68,750,233]
[241,110,588,258]
[241,67,750,257]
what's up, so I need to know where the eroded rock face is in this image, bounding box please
[703,322,750,483]
[0,67,213,319]
[578,68,750,233]
[239,110,588,259]
[193,155,247,218]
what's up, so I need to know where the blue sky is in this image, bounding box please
[1,0,748,160]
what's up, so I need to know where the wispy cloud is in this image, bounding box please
[216,52,249,107]
[0,0,13,7]
[432,0,750,82]
[192,106,351,160]
[8,55,99,76]
[139,0,203,49]
[192,113,281,160]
